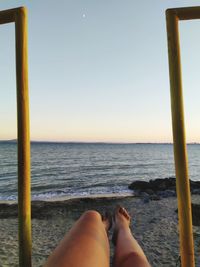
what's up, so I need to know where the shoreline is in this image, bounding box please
[0,192,133,205]
[0,194,134,219]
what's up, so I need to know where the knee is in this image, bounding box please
[81,210,101,222]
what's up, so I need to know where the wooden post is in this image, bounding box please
[0,7,31,267]
[15,7,32,267]
[166,8,195,267]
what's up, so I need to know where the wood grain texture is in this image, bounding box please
[0,6,32,267]
[166,9,195,267]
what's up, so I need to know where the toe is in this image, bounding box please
[118,206,131,221]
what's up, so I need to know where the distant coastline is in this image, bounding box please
[0,139,199,145]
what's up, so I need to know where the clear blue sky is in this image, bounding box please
[1,0,200,142]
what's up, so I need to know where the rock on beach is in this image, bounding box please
[129,177,200,227]
[129,177,200,198]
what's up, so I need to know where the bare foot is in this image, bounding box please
[112,205,131,245]
[102,211,112,232]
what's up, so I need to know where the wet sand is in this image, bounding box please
[1,195,200,267]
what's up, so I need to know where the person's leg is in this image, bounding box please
[113,206,151,267]
[44,210,110,267]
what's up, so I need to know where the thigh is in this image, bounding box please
[44,210,110,267]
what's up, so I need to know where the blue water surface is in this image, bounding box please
[0,142,199,201]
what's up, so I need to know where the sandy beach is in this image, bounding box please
[1,195,200,267]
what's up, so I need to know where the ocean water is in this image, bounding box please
[0,142,200,201]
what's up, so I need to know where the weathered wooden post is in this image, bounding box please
[166,6,200,267]
[0,7,31,267]
[15,7,31,267]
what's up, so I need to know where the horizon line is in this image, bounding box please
[1,139,200,145]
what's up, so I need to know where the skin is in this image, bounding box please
[44,207,151,267]
[44,210,110,267]
[113,206,151,267]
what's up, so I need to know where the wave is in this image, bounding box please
[0,185,133,201]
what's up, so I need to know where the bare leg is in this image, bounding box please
[113,206,151,267]
[44,210,110,267]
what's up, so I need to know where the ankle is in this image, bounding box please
[118,224,131,234]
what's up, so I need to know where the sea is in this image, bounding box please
[0,142,200,201]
